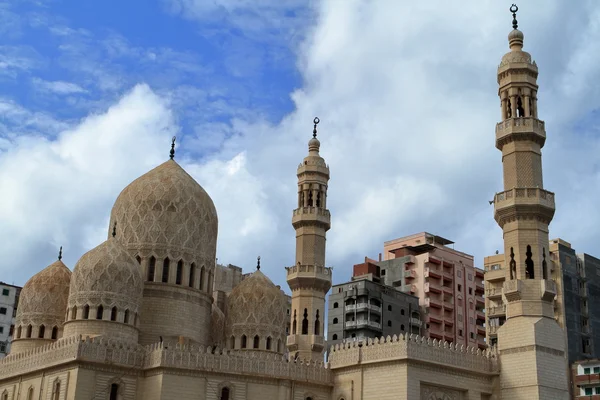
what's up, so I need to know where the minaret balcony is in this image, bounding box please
[286,264,332,292]
[493,187,555,227]
[292,206,331,229]
[495,117,546,149]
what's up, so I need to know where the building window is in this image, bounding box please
[241,335,247,349]
[26,325,32,338]
[468,288,472,295]
[388,320,392,327]
[470,332,474,339]
[596,387,600,395]
[96,305,104,320]
[27,387,34,400]
[469,302,474,310]
[0,327,3,334]
[458,314,463,322]
[148,256,156,281]
[332,334,338,340]
[302,309,309,335]
[401,324,405,331]
[111,307,117,321]
[51,326,58,340]
[176,260,183,285]
[594,367,600,374]
[266,337,272,350]
[0,307,6,315]
[71,306,77,320]
[585,388,593,396]
[38,325,45,338]
[457,284,462,292]
[469,317,474,324]
[2,289,8,296]
[162,258,170,283]
[124,309,130,324]
[400,309,405,315]
[53,381,61,400]
[109,384,119,400]
[468,273,473,281]
[333,318,338,324]
[189,263,196,288]
[220,387,230,400]
[459,329,463,336]
[381,269,386,276]
[333,302,339,309]
[584,368,591,375]
[457,270,462,277]
[388,305,392,311]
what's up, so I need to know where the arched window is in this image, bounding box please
[241,335,247,349]
[110,307,117,321]
[525,245,534,279]
[333,302,338,309]
[387,320,392,327]
[308,191,313,206]
[230,336,235,349]
[207,271,213,293]
[253,335,260,349]
[542,248,548,280]
[83,305,90,319]
[96,305,104,320]
[199,266,205,290]
[306,397,313,400]
[333,318,338,324]
[124,309,130,324]
[26,324,32,338]
[38,325,45,339]
[516,96,524,117]
[401,324,405,331]
[266,336,272,350]
[1,391,7,400]
[71,306,77,320]
[314,310,320,335]
[176,260,183,285]
[400,309,405,315]
[220,387,230,400]
[302,308,308,335]
[162,258,170,283]
[16,325,21,338]
[148,256,156,281]
[316,192,321,207]
[52,381,61,400]
[189,263,196,288]
[388,305,392,311]
[109,383,119,400]
[27,387,34,400]
[509,248,516,280]
[332,334,338,340]
[292,310,297,334]
[51,326,58,340]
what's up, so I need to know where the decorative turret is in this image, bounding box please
[286,118,332,361]
[493,5,569,399]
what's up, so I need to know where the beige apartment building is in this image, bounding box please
[381,232,486,349]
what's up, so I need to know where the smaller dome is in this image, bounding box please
[68,237,143,312]
[508,28,524,51]
[226,270,287,352]
[15,259,71,329]
[308,137,321,153]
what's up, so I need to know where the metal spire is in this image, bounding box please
[112,221,117,238]
[312,117,320,138]
[170,136,176,160]
[58,246,63,261]
[510,4,519,30]
[257,256,261,271]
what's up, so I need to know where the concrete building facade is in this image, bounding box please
[0,283,20,358]
[571,359,600,398]
[326,278,420,349]
[381,232,486,349]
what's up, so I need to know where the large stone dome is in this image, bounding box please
[12,258,71,353]
[67,237,143,311]
[226,270,287,353]
[108,159,218,265]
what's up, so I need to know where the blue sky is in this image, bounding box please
[1,0,600,290]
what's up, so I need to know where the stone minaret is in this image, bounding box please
[493,5,569,399]
[286,118,332,361]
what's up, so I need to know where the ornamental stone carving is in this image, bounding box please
[226,270,287,353]
[67,237,143,313]
[15,259,70,328]
[108,159,218,269]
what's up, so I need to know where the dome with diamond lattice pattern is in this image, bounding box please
[225,270,287,352]
[15,259,71,329]
[68,237,143,312]
[108,159,218,265]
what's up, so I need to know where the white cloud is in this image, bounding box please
[5,0,600,293]
[32,77,87,95]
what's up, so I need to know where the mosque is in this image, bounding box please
[0,6,572,400]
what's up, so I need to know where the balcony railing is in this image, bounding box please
[346,303,382,313]
[488,305,506,317]
[345,320,382,330]
[410,317,422,327]
[488,325,500,335]
[485,288,502,298]
[404,269,417,279]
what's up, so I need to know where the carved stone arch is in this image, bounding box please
[217,381,235,400]
[26,386,34,400]
[106,377,126,400]
[1,389,8,400]
[51,377,62,400]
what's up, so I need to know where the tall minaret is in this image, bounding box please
[493,5,569,399]
[286,118,332,361]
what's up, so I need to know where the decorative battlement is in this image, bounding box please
[328,333,499,374]
[494,187,555,226]
[495,117,546,149]
[144,343,332,385]
[286,264,332,293]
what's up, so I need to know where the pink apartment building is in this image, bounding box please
[380,233,486,349]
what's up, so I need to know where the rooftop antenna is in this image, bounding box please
[169,136,176,160]
[510,4,519,30]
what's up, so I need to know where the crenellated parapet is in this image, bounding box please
[143,343,333,385]
[328,333,499,374]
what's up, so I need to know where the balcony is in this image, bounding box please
[425,282,442,294]
[429,315,443,324]
[495,117,546,147]
[476,325,486,335]
[442,285,453,294]
[443,301,454,311]
[345,320,382,330]
[488,325,500,336]
[426,297,443,309]
[475,282,485,294]
[401,284,417,294]
[476,297,485,306]
[575,373,600,386]
[292,206,331,229]
[475,269,484,279]
[494,187,556,227]
[488,305,506,317]
[410,317,422,327]
[444,316,454,326]
[404,269,417,280]
[442,270,453,280]
[425,268,442,279]
[485,267,505,282]
[476,310,485,321]
[427,256,442,265]
[485,287,502,299]
[346,303,382,314]
[310,335,324,351]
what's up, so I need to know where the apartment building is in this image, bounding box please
[0,282,21,358]
[572,359,600,398]
[381,232,486,349]
[484,238,600,362]
[327,277,420,349]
